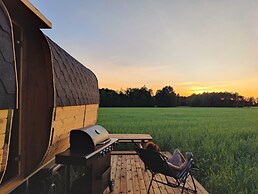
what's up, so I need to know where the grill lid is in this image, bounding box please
[70,125,110,154]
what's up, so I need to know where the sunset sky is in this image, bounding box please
[30,0,258,97]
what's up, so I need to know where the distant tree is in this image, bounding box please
[187,92,245,107]
[235,94,245,107]
[155,86,177,107]
[99,88,120,107]
[245,97,255,107]
[125,86,154,107]
[118,90,128,107]
[176,94,188,106]
[188,93,201,107]
[255,98,258,106]
[100,86,254,107]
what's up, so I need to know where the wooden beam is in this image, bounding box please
[20,0,52,28]
[111,151,137,155]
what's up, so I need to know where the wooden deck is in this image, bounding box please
[104,154,208,194]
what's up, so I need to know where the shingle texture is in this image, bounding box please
[0,7,16,109]
[45,36,99,107]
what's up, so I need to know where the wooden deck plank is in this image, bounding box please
[120,156,127,194]
[113,156,122,194]
[131,155,141,194]
[126,155,133,193]
[134,155,147,194]
[111,155,118,184]
[107,155,208,194]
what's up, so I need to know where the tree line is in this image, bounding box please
[99,86,258,107]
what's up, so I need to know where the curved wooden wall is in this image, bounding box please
[40,37,99,165]
[18,29,54,177]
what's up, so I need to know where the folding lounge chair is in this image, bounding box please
[135,148,197,194]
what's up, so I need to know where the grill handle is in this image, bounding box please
[97,139,111,145]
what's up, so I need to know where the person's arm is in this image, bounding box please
[167,161,181,171]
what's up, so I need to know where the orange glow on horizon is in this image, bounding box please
[99,80,258,98]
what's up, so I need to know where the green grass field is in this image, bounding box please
[97,107,258,194]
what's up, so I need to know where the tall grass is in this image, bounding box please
[97,107,258,194]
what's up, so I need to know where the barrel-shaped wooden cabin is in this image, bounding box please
[0,0,99,191]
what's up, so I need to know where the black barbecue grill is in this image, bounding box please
[55,125,117,194]
[70,125,111,154]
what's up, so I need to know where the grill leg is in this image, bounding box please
[109,179,115,192]
[66,165,70,194]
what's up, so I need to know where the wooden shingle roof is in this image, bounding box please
[0,5,16,109]
[45,36,99,107]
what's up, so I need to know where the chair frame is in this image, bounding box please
[135,148,197,194]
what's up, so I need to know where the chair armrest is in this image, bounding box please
[176,159,194,179]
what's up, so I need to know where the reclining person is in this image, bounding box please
[145,142,193,172]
